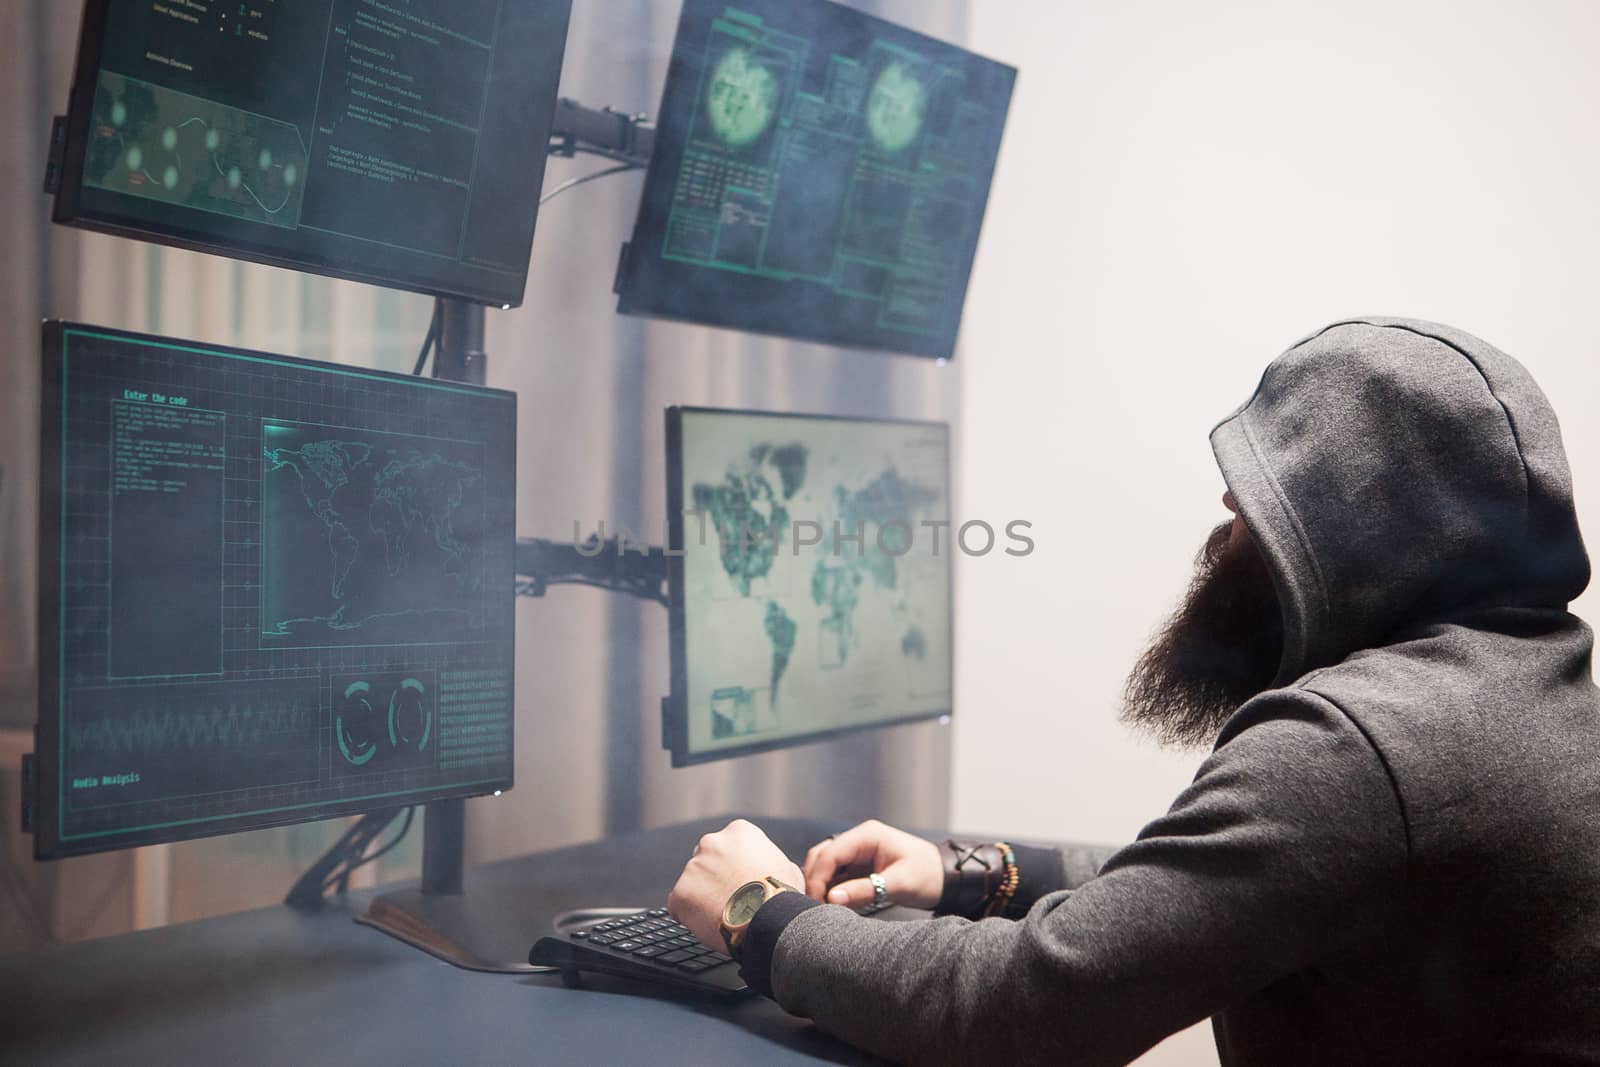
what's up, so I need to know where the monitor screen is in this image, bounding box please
[51,0,572,307]
[34,323,517,859]
[664,407,952,766]
[617,0,1015,359]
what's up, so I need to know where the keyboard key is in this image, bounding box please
[571,930,589,939]
[658,949,695,964]
[676,958,714,973]
[632,945,667,958]
[648,908,667,917]
[613,940,642,952]
[589,934,618,946]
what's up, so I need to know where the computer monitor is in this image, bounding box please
[50,0,572,307]
[32,322,516,859]
[616,0,1016,359]
[663,406,952,766]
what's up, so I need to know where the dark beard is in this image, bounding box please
[1120,521,1285,748]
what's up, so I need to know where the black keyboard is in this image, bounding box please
[529,898,929,1000]
[529,908,748,1000]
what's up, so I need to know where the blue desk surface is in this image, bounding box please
[0,815,884,1066]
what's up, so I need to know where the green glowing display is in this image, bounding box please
[387,677,431,751]
[336,681,378,766]
[43,325,517,855]
[866,61,926,154]
[635,2,1015,357]
[82,72,308,229]
[707,47,780,147]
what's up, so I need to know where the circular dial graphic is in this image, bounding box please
[867,61,927,154]
[336,681,379,766]
[387,677,432,752]
[707,47,780,148]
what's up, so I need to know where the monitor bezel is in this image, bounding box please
[663,404,954,768]
[616,0,1017,360]
[49,0,571,309]
[33,320,518,860]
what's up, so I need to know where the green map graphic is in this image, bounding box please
[694,440,940,712]
[707,47,780,147]
[261,424,485,647]
[693,440,808,596]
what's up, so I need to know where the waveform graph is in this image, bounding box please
[81,70,308,229]
[260,420,489,650]
[331,670,437,778]
[63,678,323,813]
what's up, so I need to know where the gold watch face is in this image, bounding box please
[725,880,768,926]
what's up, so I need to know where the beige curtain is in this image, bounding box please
[1,0,965,947]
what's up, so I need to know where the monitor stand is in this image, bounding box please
[288,527,669,973]
[288,98,661,973]
[354,799,549,973]
[349,530,667,971]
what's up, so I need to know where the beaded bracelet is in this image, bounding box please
[980,843,1019,918]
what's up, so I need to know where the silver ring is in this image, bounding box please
[868,871,888,906]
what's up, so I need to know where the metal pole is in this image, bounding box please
[419,296,486,895]
[434,298,487,386]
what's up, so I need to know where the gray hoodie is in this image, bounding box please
[742,318,1600,1065]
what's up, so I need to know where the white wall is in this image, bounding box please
[955,2,1600,1063]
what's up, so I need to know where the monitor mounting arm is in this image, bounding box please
[516,537,669,608]
[547,97,655,166]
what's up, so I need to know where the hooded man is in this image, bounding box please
[668,318,1600,1065]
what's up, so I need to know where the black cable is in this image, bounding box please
[539,162,642,205]
[325,816,389,896]
[412,301,442,376]
[323,812,388,895]
[323,805,416,894]
[349,806,415,872]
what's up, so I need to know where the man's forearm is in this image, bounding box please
[736,692,1409,1065]
[936,841,1120,920]
[1013,842,1119,914]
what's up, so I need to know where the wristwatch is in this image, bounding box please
[719,875,800,960]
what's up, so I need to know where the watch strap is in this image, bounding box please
[721,876,801,960]
[738,891,820,998]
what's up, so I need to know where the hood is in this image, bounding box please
[1211,317,1590,686]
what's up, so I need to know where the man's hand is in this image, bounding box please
[802,819,943,909]
[667,819,805,951]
